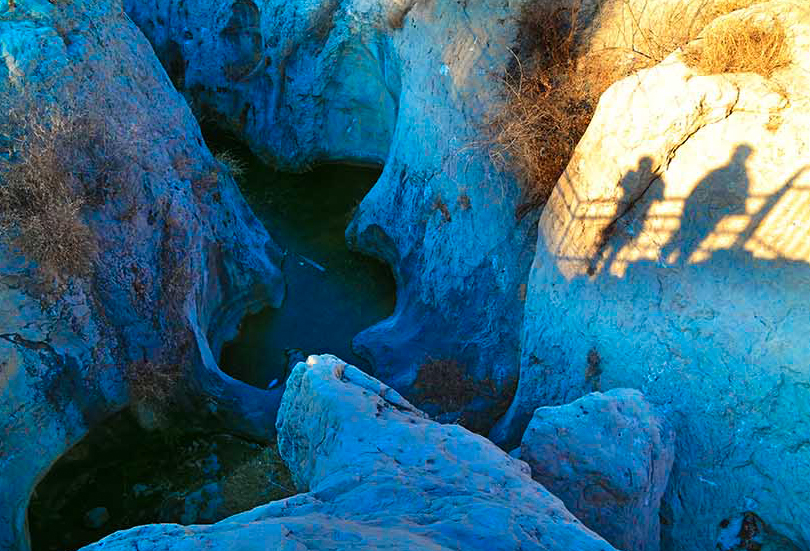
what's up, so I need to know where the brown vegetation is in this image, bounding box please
[0,91,134,280]
[683,13,789,76]
[413,356,518,433]
[489,0,633,215]
[221,444,295,513]
[125,357,183,406]
[0,108,95,278]
[490,0,786,215]
[126,213,195,407]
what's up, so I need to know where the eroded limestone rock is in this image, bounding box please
[520,389,675,551]
[80,355,619,551]
[124,0,540,427]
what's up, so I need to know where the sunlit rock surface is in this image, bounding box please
[124,0,539,425]
[519,389,675,551]
[498,2,810,549]
[81,354,619,551]
[0,1,283,549]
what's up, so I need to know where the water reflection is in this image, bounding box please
[213,137,396,389]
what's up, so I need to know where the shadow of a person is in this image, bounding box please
[661,144,754,266]
[589,156,664,275]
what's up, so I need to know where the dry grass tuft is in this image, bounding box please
[126,357,183,405]
[221,445,295,513]
[703,0,768,20]
[489,1,635,215]
[489,0,785,214]
[684,13,790,77]
[214,150,248,180]
[0,98,131,279]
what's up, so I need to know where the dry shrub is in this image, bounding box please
[221,445,295,514]
[413,357,480,412]
[126,358,183,405]
[608,0,767,65]
[490,1,631,214]
[0,93,132,279]
[702,0,768,20]
[490,0,778,214]
[413,356,518,432]
[126,215,194,406]
[214,150,247,179]
[683,13,790,76]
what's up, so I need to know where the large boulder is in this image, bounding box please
[124,0,542,426]
[496,2,810,550]
[519,389,675,551]
[80,355,619,551]
[0,0,284,549]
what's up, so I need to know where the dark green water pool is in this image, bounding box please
[215,138,396,388]
[29,408,294,551]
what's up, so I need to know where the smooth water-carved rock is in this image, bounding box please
[80,354,619,551]
[0,1,284,549]
[499,2,810,549]
[520,389,675,551]
[125,0,539,425]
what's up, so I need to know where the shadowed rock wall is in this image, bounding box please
[0,1,285,549]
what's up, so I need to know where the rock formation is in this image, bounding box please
[124,0,540,425]
[80,355,619,551]
[519,389,675,551]
[497,2,810,549]
[0,0,285,549]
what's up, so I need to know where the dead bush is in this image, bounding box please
[125,215,194,407]
[683,13,790,76]
[214,150,248,180]
[221,445,295,514]
[126,358,182,405]
[413,356,518,432]
[609,0,768,65]
[0,96,130,279]
[702,0,767,21]
[489,0,776,215]
[490,0,630,214]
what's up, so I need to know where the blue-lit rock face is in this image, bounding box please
[0,1,284,549]
[501,3,810,549]
[80,355,620,551]
[125,0,538,426]
[519,389,675,551]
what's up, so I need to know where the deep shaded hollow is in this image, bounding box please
[27,407,295,551]
[208,130,397,389]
